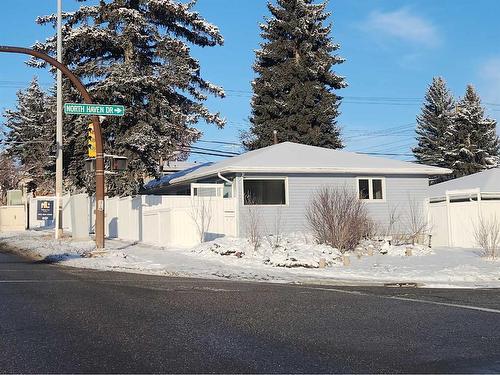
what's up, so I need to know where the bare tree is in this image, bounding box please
[245,195,261,252]
[474,215,500,259]
[385,204,401,239]
[0,153,24,205]
[190,197,213,243]
[306,186,372,253]
[265,206,285,250]
[403,196,430,245]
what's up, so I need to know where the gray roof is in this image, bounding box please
[165,142,450,185]
[145,162,213,190]
[162,161,199,172]
[429,168,500,197]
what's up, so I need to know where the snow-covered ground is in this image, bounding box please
[1,230,499,288]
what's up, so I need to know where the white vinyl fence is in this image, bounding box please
[428,189,500,248]
[29,194,237,248]
[0,205,25,232]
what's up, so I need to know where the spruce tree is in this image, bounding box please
[413,77,455,169]
[244,0,346,150]
[31,0,225,196]
[447,85,500,177]
[2,78,56,194]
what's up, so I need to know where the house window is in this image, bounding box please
[223,182,233,198]
[372,179,383,200]
[191,183,223,197]
[243,179,286,205]
[358,179,370,199]
[358,178,385,200]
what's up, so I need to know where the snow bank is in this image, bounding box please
[1,230,499,288]
[192,234,433,268]
[193,234,342,268]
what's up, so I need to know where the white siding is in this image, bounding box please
[237,173,430,236]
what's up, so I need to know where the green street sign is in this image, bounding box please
[64,103,125,116]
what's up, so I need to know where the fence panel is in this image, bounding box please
[0,206,25,231]
[429,202,449,247]
[429,198,500,248]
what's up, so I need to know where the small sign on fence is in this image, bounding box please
[37,200,54,221]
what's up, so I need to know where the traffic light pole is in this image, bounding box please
[0,45,106,250]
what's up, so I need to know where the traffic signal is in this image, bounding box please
[84,155,127,173]
[111,156,127,171]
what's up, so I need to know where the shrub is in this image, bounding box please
[474,215,500,259]
[306,187,372,253]
[245,195,262,251]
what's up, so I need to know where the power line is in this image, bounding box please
[185,145,240,156]
[196,139,242,146]
[178,149,237,158]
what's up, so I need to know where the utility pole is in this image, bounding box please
[55,0,63,239]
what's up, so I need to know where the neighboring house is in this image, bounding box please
[144,142,450,236]
[161,161,199,176]
[143,161,200,185]
[428,168,500,248]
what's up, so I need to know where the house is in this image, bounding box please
[144,142,451,237]
[161,161,199,176]
[428,168,500,248]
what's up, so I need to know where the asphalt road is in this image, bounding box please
[1,249,499,374]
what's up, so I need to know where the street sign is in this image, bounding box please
[37,200,54,221]
[64,103,125,116]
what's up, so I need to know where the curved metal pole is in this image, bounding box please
[0,45,105,249]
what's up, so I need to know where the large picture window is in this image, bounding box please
[243,179,287,205]
[357,178,385,200]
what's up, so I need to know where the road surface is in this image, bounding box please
[1,249,499,373]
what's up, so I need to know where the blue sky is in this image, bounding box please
[1,0,500,163]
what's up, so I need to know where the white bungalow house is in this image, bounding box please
[144,142,450,238]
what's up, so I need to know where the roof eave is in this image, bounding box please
[169,166,452,185]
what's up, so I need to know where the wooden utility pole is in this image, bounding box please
[0,45,106,249]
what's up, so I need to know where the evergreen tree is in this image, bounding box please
[2,78,56,194]
[447,85,500,177]
[244,0,346,150]
[31,0,225,196]
[413,77,455,168]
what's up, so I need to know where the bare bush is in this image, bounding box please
[306,187,373,253]
[474,215,500,259]
[245,195,261,251]
[265,206,285,250]
[403,196,430,245]
[190,197,213,243]
[385,204,401,238]
[0,153,24,205]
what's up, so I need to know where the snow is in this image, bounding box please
[1,230,499,288]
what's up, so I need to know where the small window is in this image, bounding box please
[372,179,383,199]
[358,179,370,199]
[223,182,233,198]
[244,179,286,205]
[358,178,384,200]
[191,184,223,197]
[193,187,218,197]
